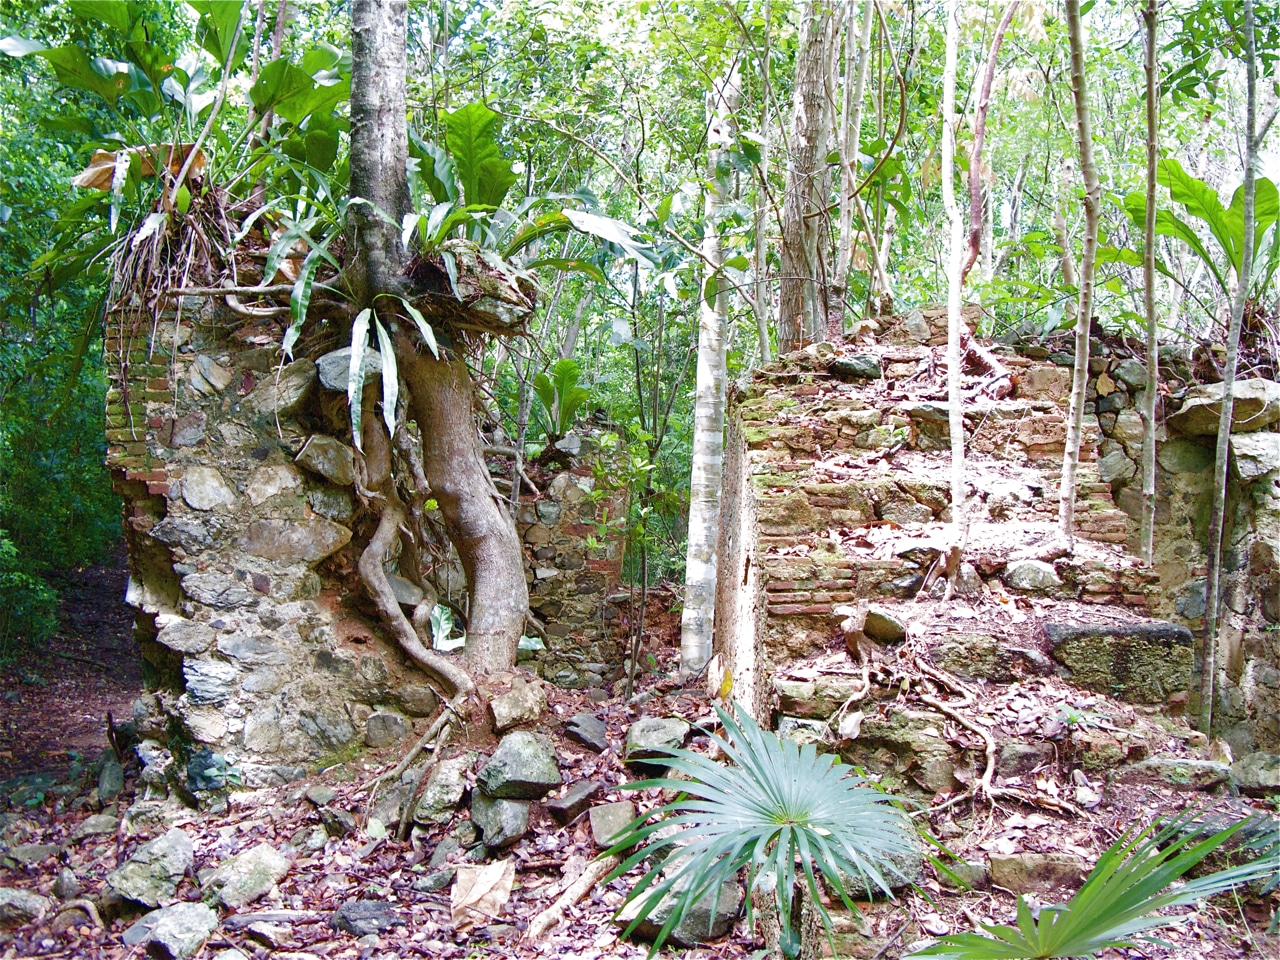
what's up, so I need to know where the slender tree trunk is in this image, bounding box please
[961,2,1019,285]
[349,0,526,679]
[778,0,833,353]
[1058,0,1102,542]
[1201,0,1260,734]
[680,69,739,678]
[831,1,874,335]
[753,0,775,364]
[942,0,965,517]
[1139,0,1160,564]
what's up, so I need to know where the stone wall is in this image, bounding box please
[517,454,629,690]
[105,298,628,784]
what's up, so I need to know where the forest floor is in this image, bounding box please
[0,561,1275,959]
[0,548,141,782]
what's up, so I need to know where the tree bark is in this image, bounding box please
[1058,0,1102,542]
[680,69,739,679]
[778,0,834,353]
[349,0,410,306]
[1201,0,1260,734]
[833,0,875,320]
[1139,0,1159,564]
[942,0,966,518]
[401,344,529,675]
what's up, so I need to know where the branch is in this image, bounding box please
[522,855,622,941]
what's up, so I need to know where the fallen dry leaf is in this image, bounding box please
[452,858,516,932]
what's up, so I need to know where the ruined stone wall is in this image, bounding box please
[518,455,629,690]
[105,299,629,784]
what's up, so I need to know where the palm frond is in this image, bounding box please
[907,808,1277,959]
[603,702,916,955]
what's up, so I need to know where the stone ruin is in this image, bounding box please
[713,305,1280,767]
[103,295,628,787]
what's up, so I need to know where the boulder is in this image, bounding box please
[202,842,291,908]
[477,732,561,800]
[1003,559,1062,593]
[1232,432,1280,481]
[1231,752,1280,796]
[123,902,218,959]
[1167,378,1280,435]
[1045,622,1193,704]
[624,717,691,769]
[295,435,356,486]
[589,801,636,849]
[1111,358,1149,390]
[98,758,125,801]
[547,781,603,825]
[565,713,609,753]
[829,355,882,380]
[0,888,51,927]
[73,813,120,841]
[989,852,1087,894]
[1097,450,1136,484]
[107,828,194,907]
[1157,438,1214,474]
[470,792,529,847]
[489,681,548,732]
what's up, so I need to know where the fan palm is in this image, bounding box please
[906,810,1277,959]
[604,702,917,955]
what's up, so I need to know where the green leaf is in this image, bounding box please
[175,182,192,215]
[703,273,719,309]
[348,308,372,449]
[68,1,137,33]
[382,294,438,358]
[373,317,398,440]
[524,257,607,284]
[410,132,458,204]
[188,0,245,71]
[0,36,47,57]
[1158,158,1237,270]
[249,59,316,115]
[282,248,323,359]
[561,208,656,265]
[442,102,517,209]
[34,45,130,104]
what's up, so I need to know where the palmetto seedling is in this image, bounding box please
[603,703,917,956]
[906,809,1276,959]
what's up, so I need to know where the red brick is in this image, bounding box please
[125,469,166,483]
[1122,594,1148,606]
[147,482,170,496]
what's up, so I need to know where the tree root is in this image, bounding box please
[913,657,1081,818]
[522,855,621,942]
[357,497,474,699]
[52,899,103,930]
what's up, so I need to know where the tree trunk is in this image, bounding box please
[402,345,529,675]
[961,2,1019,286]
[680,69,739,679]
[348,0,526,678]
[942,0,965,517]
[778,0,834,353]
[349,0,410,306]
[1139,0,1160,564]
[1201,0,1260,733]
[831,0,874,338]
[1058,0,1102,542]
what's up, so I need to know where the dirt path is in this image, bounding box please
[0,546,141,781]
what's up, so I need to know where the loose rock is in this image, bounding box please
[589,801,636,849]
[365,712,410,748]
[624,717,690,768]
[414,753,476,823]
[1231,752,1280,796]
[565,713,609,753]
[477,732,561,800]
[0,888,51,927]
[470,792,530,848]
[546,781,603,825]
[202,841,291,909]
[1111,758,1231,791]
[616,873,742,947]
[331,900,401,936]
[489,681,548,732]
[106,828,194,907]
[989,852,1087,894]
[123,902,218,959]
[1003,559,1062,592]
[863,606,907,643]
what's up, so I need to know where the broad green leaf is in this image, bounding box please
[249,59,315,114]
[68,1,137,33]
[409,132,458,203]
[703,273,719,309]
[524,257,607,284]
[1158,158,1236,270]
[35,45,130,104]
[189,0,245,71]
[348,308,372,449]
[443,102,517,209]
